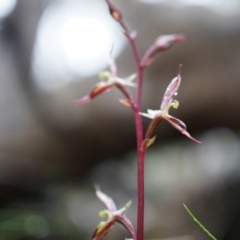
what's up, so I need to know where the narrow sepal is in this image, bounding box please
[116,215,137,240]
[145,115,163,139]
[139,112,153,119]
[160,64,182,110]
[73,82,112,107]
[124,73,137,84]
[73,95,91,107]
[166,115,201,144]
[119,99,133,108]
[116,77,137,87]
[95,185,116,212]
[90,82,112,98]
[114,200,132,216]
[115,83,135,105]
[92,218,115,240]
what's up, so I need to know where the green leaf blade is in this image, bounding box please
[183,204,217,240]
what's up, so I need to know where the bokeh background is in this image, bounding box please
[0,0,240,239]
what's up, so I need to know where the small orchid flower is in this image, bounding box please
[92,185,136,240]
[74,52,136,107]
[140,64,201,148]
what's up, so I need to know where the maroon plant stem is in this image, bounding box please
[134,72,146,240]
[120,21,146,240]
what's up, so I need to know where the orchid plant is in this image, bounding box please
[74,1,213,240]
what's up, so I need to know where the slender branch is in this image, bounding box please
[120,20,145,240]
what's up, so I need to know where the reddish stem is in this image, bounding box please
[120,21,146,240]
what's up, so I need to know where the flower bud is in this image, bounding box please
[105,0,122,22]
[155,34,185,51]
[141,34,185,68]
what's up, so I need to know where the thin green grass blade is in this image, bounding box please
[183,204,217,240]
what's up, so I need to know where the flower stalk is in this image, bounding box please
[75,1,200,239]
[114,11,146,240]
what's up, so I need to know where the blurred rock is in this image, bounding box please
[0,1,240,239]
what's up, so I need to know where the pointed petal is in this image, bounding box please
[115,83,135,106]
[166,114,187,130]
[95,185,116,212]
[124,81,137,87]
[73,82,112,107]
[90,82,112,99]
[139,112,154,119]
[73,95,91,107]
[160,64,182,110]
[114,200,132,216]
[115,77,136,87]
[114,201,137,240]
[125,73,137,82]
[165,115,201,144]
[147,109,161,118]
